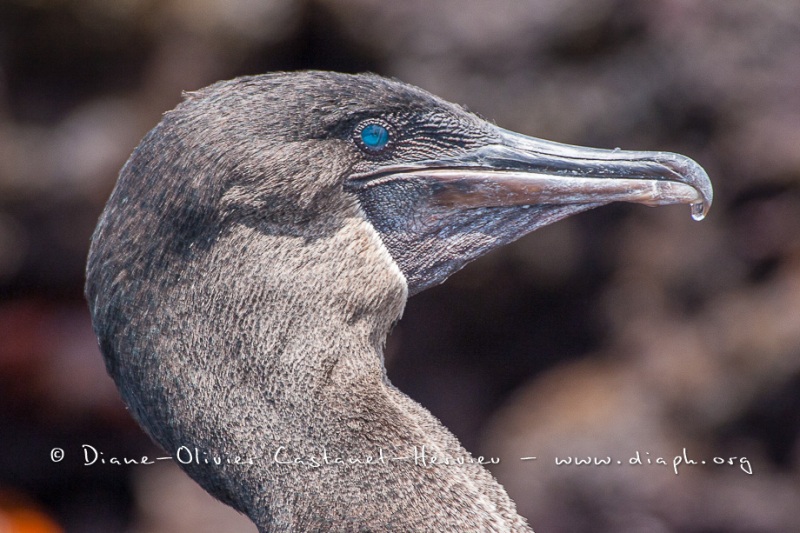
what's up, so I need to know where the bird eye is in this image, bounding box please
[356,122,391,153]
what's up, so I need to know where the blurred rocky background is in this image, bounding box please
[1,0,799,531]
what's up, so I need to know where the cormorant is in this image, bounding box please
[85,71,712,531]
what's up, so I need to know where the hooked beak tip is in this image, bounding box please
[653,152,713,220]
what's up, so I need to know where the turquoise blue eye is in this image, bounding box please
[360,123,390,151]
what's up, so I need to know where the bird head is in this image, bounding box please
[103,71,709,297]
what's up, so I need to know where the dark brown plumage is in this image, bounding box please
[85,71,711,531]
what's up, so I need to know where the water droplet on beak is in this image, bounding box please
[691,202,706,221]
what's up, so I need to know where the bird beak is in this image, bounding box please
[350,127,713,221]
[347,126,713,295]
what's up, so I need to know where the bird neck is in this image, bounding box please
[118,214,410,510]
[104,212,527,530]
